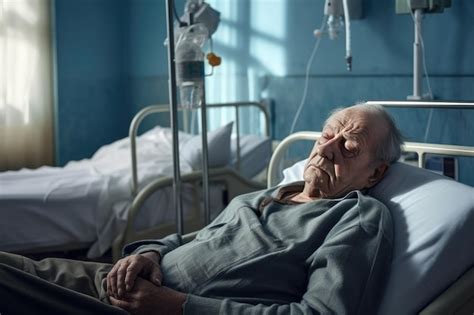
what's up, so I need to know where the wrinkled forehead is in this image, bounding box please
[324,107,388,143]
[325,108,371,128]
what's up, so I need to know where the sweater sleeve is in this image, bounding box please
[122,233,184,258]
[183,204,393,315]
[121,197,244,259]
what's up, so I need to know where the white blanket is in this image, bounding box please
[0,126,194,257]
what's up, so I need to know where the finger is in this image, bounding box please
[109,258,127,298]
[150,266,163,286]
[124,260,141,291]
[107,262,120,298]
[116,260,130,298]
[109,295,132,311]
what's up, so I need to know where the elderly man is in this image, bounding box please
[0,103,402,314]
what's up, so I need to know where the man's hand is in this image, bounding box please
[107,252,162,299]
[109,278,186,315]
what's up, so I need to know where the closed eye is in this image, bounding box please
[342,139,359,158]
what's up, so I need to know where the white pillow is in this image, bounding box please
[230,135,272,179]
[280,158,308,184]
[181,122,234,170]
[369,162,474,314]
[279,160,474,314]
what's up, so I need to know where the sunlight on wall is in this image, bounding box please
[250,1,286,76]
[205,0,238,129]
[203,0,287,132]
[205,0,237,105]
[249,36,286,76]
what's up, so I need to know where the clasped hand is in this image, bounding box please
[106,253,185,315]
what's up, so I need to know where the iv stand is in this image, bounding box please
[408,8,424,100]
[200,87,211,226]
[165,0,184,234]
[165,0,211,235]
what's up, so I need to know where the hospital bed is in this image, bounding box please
[0,101,272,260]
[267,102,474,314]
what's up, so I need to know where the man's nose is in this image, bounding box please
[317,138,337,161]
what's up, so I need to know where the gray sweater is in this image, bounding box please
[124,183,393,314]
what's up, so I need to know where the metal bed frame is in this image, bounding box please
[268,131,474,187]
[267,100,474,314]
[111,101,271,261]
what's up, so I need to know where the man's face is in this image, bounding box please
[303,108,387,198]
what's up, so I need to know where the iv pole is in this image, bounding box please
[199,82,211,226]
[165,0,184,235]
[165,0,211,234]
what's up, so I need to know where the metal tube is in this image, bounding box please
[235,106,241,171]
[165,0,184,235]
[366,101,474,109]
[200,91,211,225]
[129,105,169,196]
[267,131,474,188]
[410,9,423,100]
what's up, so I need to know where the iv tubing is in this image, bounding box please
[289,16,326,135]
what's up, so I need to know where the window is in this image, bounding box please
[0,0,54,170]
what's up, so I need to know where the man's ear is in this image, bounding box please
[367,162,389,188]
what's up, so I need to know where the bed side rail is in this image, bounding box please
[129,101,271,196]
[267,131,474,188]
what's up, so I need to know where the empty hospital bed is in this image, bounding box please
[111,101,272,260]
[0,101,272,260]
[268,101,474,314]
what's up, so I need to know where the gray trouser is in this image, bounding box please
[0,252,128,315]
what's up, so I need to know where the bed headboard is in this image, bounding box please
[268,100,474,187]
[267,132,474,187]
[129,101,271,196]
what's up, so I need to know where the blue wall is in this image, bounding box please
[55,0,130,165]
[54,0,474,184]
[128,0,170,114]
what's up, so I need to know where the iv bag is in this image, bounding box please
[175,24,208,108]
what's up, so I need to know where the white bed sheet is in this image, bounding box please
[0,126,193,257]
[0,126,270,258]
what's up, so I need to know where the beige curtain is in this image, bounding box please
[0,0,54,171]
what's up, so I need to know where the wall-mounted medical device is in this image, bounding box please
[320,0,363,71]
[395,0,451,100]
[396,0,451,14]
